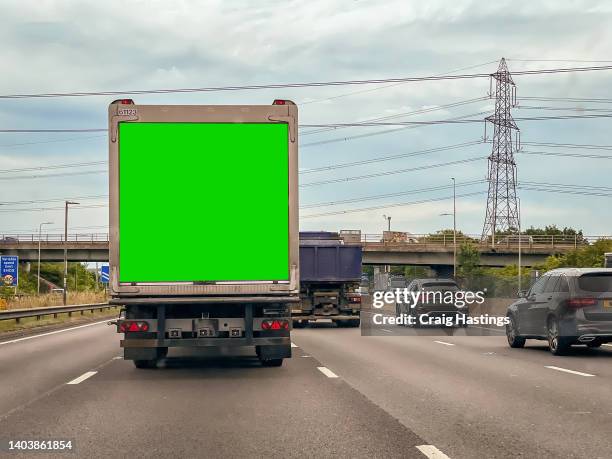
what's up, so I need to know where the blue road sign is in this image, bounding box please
[0,256,19,287]
[100,265,110,284]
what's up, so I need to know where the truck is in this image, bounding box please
[108,99,299,368]
[292,231,362,327]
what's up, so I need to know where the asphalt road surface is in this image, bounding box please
[1,320,611,458]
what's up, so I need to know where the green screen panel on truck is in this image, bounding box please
[118,122,289,283]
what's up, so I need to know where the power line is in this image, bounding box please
[0,161,106,174]
[302,110,493,148]
[517,150,612,160]
[0,170,106,180]
[494,140,612,151]
[301,182,612,218]
[298,60,500,106]
[300,113,612,128]
[300,140,481,174]
[7,112,612,134]
[2,65,612,100]
[300,157,486,188]
[0,203,107,213]
[0,194,107,207]
[301,96,488,136]
[517,105,612,112]
[0,135,106,148]
[301,191,487,219]
[519,96,612,104]
[301,180,485,209]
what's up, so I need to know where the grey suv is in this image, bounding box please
[506,268,612,355]
[396,278,467,327]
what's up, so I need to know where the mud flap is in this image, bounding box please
[256,344,291,360]
[124,348,158,361]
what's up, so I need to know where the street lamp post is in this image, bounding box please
[37,221,53,295]
[518,197,522,294]
[63,201,79,305]
[439,178,457,278]
[382,215,391,272]
[382,214,391,231]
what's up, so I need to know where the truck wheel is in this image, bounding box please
[293,320,306,328]
[133,359,157,369]
[348,319,360,327]
[260,358,283,367]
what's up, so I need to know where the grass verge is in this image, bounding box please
[0,306,121,335]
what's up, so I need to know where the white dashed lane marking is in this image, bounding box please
[544,366,595,377]
[291,342,298,348]
[317,366,339,378]
[67,371,98,385]
[416,444,451,458]
[433,340,455,346]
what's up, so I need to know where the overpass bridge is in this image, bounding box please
[0,232,603,268]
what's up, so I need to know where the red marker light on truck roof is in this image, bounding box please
[111,98,134,105]
[272,99,286,105]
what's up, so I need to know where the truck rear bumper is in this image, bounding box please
[112,296,299,305]
[121,337,290,348]
[292,315,359,321]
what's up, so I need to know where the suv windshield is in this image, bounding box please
[577,273,612,292]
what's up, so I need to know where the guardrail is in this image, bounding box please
[0,233,110,242]
[1,232,611,249]
[359,233,612,249]
[0,303,116,323]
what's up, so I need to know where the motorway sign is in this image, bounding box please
[100,265,110,284]
[0,256,19,287]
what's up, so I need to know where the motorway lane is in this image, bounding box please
[0,321,122,418]
[0,324,429,458]
[291,325,612,459]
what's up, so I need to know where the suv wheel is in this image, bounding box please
[547,317,571,355]
[506,316,526,348]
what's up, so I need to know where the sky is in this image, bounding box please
[1,0,612,239]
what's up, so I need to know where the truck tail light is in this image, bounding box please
[567,297,597,308]
[119,321,149,332]
[261,320,289,330]
[349,296,362,303]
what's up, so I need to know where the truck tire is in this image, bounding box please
[348,319,360,327]
[133,359,157,369]
[260,358,283,367]
[293,320,307,328]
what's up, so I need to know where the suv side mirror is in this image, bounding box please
[518,290,528,298]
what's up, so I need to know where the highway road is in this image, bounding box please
[1,320,611,458]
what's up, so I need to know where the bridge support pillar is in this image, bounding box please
[431,265,454,279]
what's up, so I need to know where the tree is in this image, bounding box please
[540,238,612,270]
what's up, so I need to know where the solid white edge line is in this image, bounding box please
[416,444,451,458]
[317,366,339,378]
[67,371,98,385]
[544,366,595,377]
[0,319,111,346]
[433,340,455,346]
[290,342,298,348]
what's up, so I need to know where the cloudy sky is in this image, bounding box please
[1,0,612,238]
